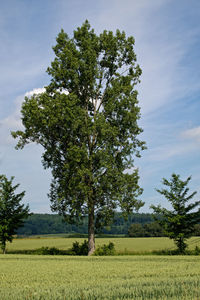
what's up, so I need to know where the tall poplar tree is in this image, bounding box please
[12,21,145,255]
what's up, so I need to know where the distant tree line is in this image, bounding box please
[17,213,200,237]
[17,213,153,235]
[128,222,165,237]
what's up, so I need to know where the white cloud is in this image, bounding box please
[0,87,52,213]
[0,88,46,146]
[141,125,200,163]
[148,143,195,162]
[0,87,71,147]
[182,126,200,143]
[0,96,23,146]
[25,88,46,97]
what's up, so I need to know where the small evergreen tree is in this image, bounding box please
[151,173,200,253]
[0,175,30,253]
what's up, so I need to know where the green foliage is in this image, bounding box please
[151,173,200,254]
[128,223,145,237]
[6,246,74,255]
[12,20,145,254]
[0,175,30,253]
[36,246,62,255]
[71,240,88,255]
[194,245,200,255]
[94,242,116,256]
[10,241,89,256]
[194,224,200,236]
[128,222,165,237]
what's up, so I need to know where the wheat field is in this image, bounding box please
[0,255,200,299]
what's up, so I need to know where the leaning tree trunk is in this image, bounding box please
[88,205,95,256]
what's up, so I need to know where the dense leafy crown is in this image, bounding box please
[12,21,145,226]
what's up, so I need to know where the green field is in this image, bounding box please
[0,255,200,299]
[1,238,200,299]
[5,236,200,254]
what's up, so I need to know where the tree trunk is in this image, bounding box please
[88,207,95,256]
[2,242,6,254]
[177,237,187,254]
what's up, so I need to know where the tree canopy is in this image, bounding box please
[0,175,30,254]
[12,20,145,255]
[151,173,200,253]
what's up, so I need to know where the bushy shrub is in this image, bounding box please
[194,246,200,255]
[8,241,89,256]
[71,240,88,255]
[94,242,116,256]
[34,247,66,255]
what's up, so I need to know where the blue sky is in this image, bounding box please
[0,0,199,213]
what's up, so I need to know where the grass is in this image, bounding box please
[0,255,200,299]
[5,236,200,254]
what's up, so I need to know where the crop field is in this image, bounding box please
[0,255,200,299]
[5,236,200,254]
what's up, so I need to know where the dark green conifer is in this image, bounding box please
[151,174,200,253]
[0,175,29,254]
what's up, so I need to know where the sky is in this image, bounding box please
[0,0,200,213]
